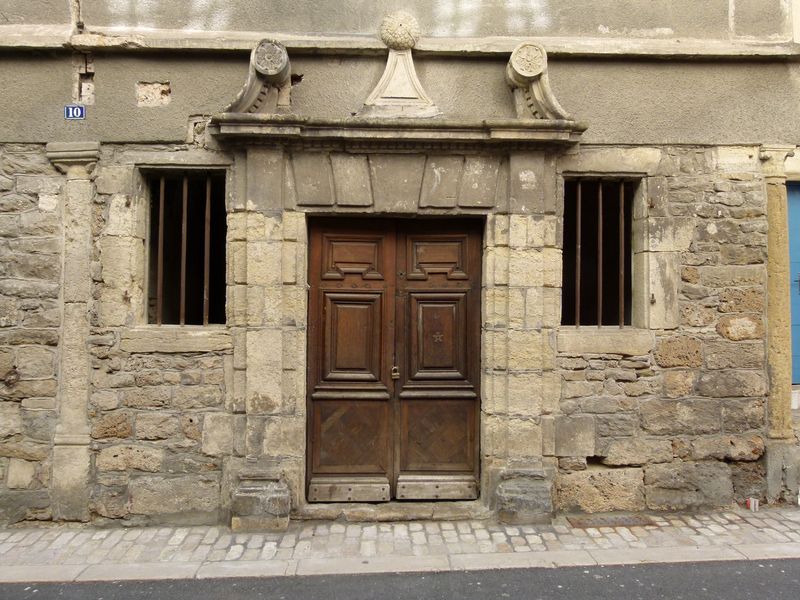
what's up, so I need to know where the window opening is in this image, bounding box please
[147,171,226,325]
[561,179,635,327]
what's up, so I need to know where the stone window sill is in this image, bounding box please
[120,326,232,353]
[557,327,654,356]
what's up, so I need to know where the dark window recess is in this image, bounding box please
[561,179,635,327]
[147,172,226,325]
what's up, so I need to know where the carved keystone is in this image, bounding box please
[225,39,292,114]
[506,42,571,121]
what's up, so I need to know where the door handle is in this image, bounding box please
[391,366,400,380]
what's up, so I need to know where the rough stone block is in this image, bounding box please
[369,154,425,213]
[699,265,764,287]
[596,413,638,437]
[644,461,733,510]
[556,467,645,512]
[696,371,766,398]
[330,153,372,207]
[600,438,672,466]
[0,403,23,437]
[95,166,132,195]
[91,412,132,439]
[718,287,763,313]
[689,435,764,461]
[6,459,36,489]
[721,398,765,432]
[135,414,179,440]
[640,398,720,435]
[506,418,543,459]
[654,336,702,367]
[173,385,223,409]
[129,475,220,516]
[263,417,304,459]
[120,387,171,408]
[716,315,764,341]
[663,370,696,398]
[554,415,595,457]
[704,341,764,370]
[459,156,501,208]
[96,445,163,472]
[292,153,334,207]
[731,461,766,502]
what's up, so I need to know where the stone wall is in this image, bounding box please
[0,145,63,523]
[553,146,769,512]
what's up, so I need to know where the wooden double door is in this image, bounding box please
[307,218,482,502]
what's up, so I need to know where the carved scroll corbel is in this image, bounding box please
[506,42,571,121]
[225,40,292,114]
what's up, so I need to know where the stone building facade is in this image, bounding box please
[1,1,800,528]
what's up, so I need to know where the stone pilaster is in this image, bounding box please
[760,144,800,503]
[760,145,796,441]
[46,141,100,521]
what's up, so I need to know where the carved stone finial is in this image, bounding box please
[361,12,438,118]
[224,39,292,114]
[379,11,421,50]
[506,42,571,121]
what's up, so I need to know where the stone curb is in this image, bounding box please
[0,542,799,583]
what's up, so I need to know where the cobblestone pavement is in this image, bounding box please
[1,507,800,582]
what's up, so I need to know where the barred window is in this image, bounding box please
[146,171,226,325]
[561,179,636,327]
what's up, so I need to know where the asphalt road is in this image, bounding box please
[2,559,799,600]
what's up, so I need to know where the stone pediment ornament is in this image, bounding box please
[506,42,571,121]
[225,39,292,114]
[360,11,440,118]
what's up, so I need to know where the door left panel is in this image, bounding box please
[307,222,395,502]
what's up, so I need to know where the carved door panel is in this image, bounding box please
[307,219,481,502]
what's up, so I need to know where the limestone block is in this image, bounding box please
[419,155,462,208]
[562,380,604,399]
[722,398,765,432]
[559,147,661,177]
[0,403,23,437]
[96,445,163,472]
[600,438,672,466]
[654,336,702,367]
[104,194,136,237]
[231,476,291,531]
[247,149,284,211]
[648,252,680,329]
[696,371,766,398]
[507,329,548,371]
[262,417,304,459]
[644,461,733,510]
[291,153,334,207]
[202,413,234,456]
[459,156,501,208]
[554,415,595,457]
[247,242,282,287]
[528,216,558,248]
[557,329,654,356]
[95,166,132,195]
[91,412,132,439]
[51,445,90,521]
[731,461,767,503]
[483,287,509,328]
[496,471,553,524]
[680,304,716,327]
[715,146,759,173]
[716,315,764,341]
[646,217,695,252]
[16,176,61,195]
[246,329,283,414]
[507,372,542,416]
[6,459,36,489]
[491,214,510,247]
[135,414,179,440]
[0,439,48,461]
[641,398,721,435]
[509,152,544,214]
[227,212,248,242]
[506,418,542,459]
[129,474,220,516]
[15,346,55,379]
[556,467,645,512]
[330,154,372,207]
[369,154,425,213]
[689,435,764,461]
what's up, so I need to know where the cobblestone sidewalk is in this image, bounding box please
[1,507,800,582]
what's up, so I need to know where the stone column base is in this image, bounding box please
[231,470,291,531]
[51,443,90,522]
[765,439,800,504]
[495,466,554,524]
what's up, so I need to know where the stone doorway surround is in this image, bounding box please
[210,19,586,528]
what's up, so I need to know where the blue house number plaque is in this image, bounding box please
[64,105,86,120]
